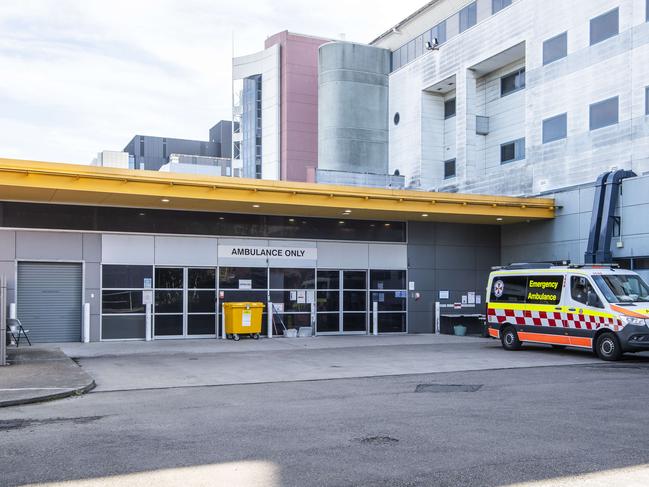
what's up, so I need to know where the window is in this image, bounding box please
[490,276,527,303]
[542,113,567,143]
[526,276,564,305]
[500,138,525,164]
[590,8,619,46]
[571,276,603,308]
[392,49,400,70]
[492,0,512,14]
[444,98,456,119]
[444,159,456,179]
[543,32,567,65]
[646,86,649,115]
[501,68,525,96]
[430,21,447,45]
[459,2,477,32]
[394,112,400,125]
[589,96,619,131]
[594,274,649,304]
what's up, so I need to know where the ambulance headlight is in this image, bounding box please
[623,317,649,327]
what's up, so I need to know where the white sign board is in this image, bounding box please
[408,281,415,291]
[142,290,153,305]
[439,290,449,300]
[219,245,317,260]
[239,279,252,290]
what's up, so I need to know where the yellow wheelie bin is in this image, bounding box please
[223,302,264,341]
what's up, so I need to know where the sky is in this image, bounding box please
[0,0,425,165]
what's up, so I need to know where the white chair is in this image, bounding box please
[7,318,31,347]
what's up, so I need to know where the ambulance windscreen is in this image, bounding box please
[593,274,649,303]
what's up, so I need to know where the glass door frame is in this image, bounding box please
[315,268,369,336]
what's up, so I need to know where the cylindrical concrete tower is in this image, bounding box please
[318,42,390,174]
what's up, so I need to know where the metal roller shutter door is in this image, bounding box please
[17,262,82,343]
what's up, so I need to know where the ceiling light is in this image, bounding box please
[161,198,170,203]
[252,204,260,208]
[219,217,224,220]
[344,209,352,213]
[138,212,145,216]
[384,223,391,227]
[339,221,345,224]
[496,217,503,222]
[288,218,295,222]
[422,214,429,217]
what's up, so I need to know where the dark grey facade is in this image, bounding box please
[124,119,232,171]
[209,120,233,159]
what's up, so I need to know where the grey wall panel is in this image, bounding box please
[435,246,476,270]
[409,310,434,334]
[0,261,16,295]
[407,269,436,291]
[369,244,407,269]
[90,315,101,342]
[408,222,436,245]
[0,230,15,259]
[102,235,154,264]
[82,233,101,263]
[85,262,101,290]
[155,236,219,266]
[16,231,82,261]
[317,242,369,269]
[408,244,436,269]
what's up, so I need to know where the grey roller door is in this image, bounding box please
[17,262,82,343]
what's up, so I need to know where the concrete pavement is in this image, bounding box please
[0,347,95,407]
[61,335,616,393]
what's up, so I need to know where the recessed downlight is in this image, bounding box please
[161,198,170,203]
[496,217,504,222]
[422,213,429,217]
[252,204,260,208]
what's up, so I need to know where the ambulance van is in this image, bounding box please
[486,263,649,361]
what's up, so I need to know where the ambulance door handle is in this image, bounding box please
[568,308,576,312]
[554,307,562,311]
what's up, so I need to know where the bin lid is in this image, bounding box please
[222,302,265,309]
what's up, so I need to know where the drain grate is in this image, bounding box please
[415,384,482,393]
[358,435,399,445]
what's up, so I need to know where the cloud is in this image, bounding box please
[0,0,424,164]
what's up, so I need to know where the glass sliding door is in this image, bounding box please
[370,270,407,333]
[316,270,368,334]
[187,268,217,336]
[269,268,315,335]
[343,271,367,333]
[218,266,269,335]
[154,267,184,337]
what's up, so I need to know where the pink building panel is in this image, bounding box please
[265,31,330,183]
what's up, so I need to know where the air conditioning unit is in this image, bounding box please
[476,116,489,136]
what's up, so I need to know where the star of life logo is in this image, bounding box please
[493,280,505,298]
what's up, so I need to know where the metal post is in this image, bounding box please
[267,302,273,338]
[221,303,226,339]
[1,276,7,366]
[435,302,441,335]
[9,302,16,320]
[83,303,90,343]
[145,303,152,341]
[372,301,378,336]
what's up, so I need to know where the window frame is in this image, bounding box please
[500,68,526,97]
[543,32,568,66]
[444,158,456,179]
[444,98,456,119]
[542,113,568,144]
[590,8,619,46]
[459,1,477,33]
[589,96,619,131]
[500,138,525,164]
[492,0,512,14]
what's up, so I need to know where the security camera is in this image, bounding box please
[426,38,440,51]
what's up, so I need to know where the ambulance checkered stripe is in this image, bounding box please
[487,307,622,331]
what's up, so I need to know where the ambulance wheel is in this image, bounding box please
[252,333,260,340]
[233,334,240,341]
[596,332,622,361]
[501,326,521,351]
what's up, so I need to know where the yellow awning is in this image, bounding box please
[0,158,555,224]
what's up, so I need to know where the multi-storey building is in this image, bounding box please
[362,0,649,196]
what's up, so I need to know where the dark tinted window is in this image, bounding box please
[370,270,406,290]
[270,268,315,289]
[571,276,603,308]
[590,8,619,45]
[102,265,152,289]
[501,68,525,96]
[317,271,339,289]
[444,98,456,119]
[459,2,477,32]
[543,113,567,143]
[590,96,618,131]
[219,267,268,289]
[344,271,366,289]
[102,290,145,314]
[543,32,567,65]
[500,138,525,163]
[155,291,183,313]
[444,159,456,179]
[492,0,512,14]
[0,203,406,243]
[526,275,563,305]
[378,313,406,333]
[155,268,183,289]
[188,268,216,289]
[371,292,407,311]
[429,21,447,45]
[490,276,527,303]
